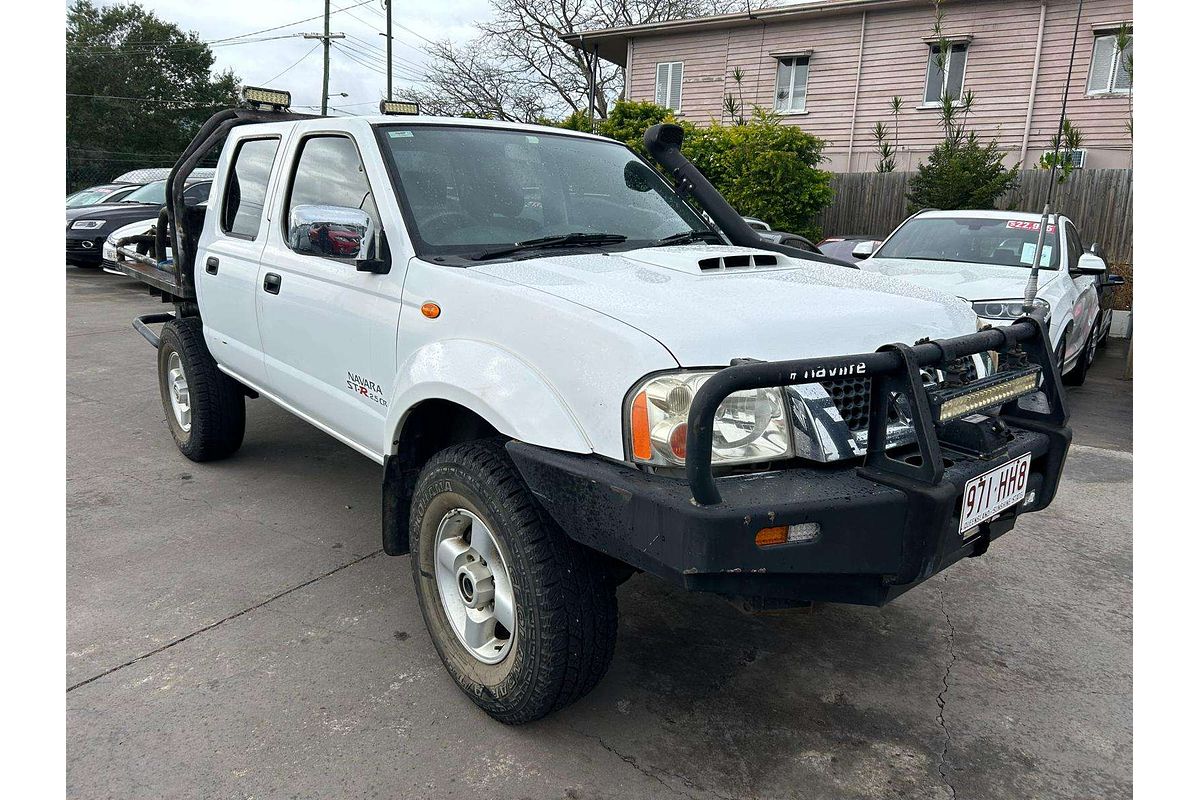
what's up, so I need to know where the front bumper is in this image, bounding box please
[509,318,1071,607]
[66,232,105,264]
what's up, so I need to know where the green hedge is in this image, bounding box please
[558,102,833,241]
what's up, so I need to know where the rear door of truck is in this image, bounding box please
[195,131,285,386]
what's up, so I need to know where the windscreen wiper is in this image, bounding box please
[650,229,724,247]
[471,232,628,261]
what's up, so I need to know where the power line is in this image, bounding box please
[260,42,322,85]
[69,33,304,55]
[66,93,226,107]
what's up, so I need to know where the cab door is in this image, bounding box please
[255,132,402,459]
[1061,218,1099,365]
[195,135,282,386]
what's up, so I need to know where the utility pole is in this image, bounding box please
[302,1,344,117]
[322,1,331,115]
[385,0,393,101]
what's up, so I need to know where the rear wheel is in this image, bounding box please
[410,439,618,724]
[157,317,245,461]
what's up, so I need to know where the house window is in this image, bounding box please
[774,56,810,112]
[923,42,968,105]
[1087,32,1132,95]
[655,61,683,111]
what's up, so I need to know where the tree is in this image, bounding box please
[415,1,762,123]
[906,0,1019,209]
[66,0,240,189]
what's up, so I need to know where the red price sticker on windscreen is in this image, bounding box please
[1007,220,1056,233]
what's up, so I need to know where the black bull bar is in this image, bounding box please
[685,317,1068,506]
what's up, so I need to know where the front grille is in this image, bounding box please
[821,356,983,431]
[821,376,872,430]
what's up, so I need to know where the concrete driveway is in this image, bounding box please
[66,268,1131,799]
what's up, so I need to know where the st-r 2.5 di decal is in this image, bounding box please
[347,371,388,407]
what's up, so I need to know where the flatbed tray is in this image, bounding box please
[113,246,195,300]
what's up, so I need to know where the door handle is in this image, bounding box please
[263,273,282,294]
[205,256,219,275]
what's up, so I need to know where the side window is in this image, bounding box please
[924,43,968,105]
[184,181,212,207]
[654,62,683,112]
[285,135,380,259]
[774,56,810,113]
[222,139,278,237]
[1063,220,1083,270]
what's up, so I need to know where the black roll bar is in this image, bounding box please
[684,319,1066,505]
[160,107,318,294]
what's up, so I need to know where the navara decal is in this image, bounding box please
[347,372,388,407]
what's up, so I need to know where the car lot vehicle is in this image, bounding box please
[66,178,211,268]
[818,235,879,262]
[102,217,170,273]
[743,216,830,258]
[857,209,1125,385]
[117,89,1071,724]
[111,166,217,184]
[66,182,140,208]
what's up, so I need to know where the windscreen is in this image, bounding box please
[875,216,1060,269]
[66,188,113,207]
[122,180,168,206]
[377,125,708,257]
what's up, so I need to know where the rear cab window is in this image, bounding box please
[221,138,280,238]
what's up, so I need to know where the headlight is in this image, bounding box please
[627,371,793,466]
[972,298,1050,321]
[71,219,105,230]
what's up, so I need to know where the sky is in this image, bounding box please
[78,1,493,113]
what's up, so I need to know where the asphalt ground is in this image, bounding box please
[66,267,1132,799]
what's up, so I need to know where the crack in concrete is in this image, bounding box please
[66,549,384,693]
[568,725,735,800]
[936,580,958,800]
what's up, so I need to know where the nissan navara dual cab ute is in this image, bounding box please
[117,91,1071,723]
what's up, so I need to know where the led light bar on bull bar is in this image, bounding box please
[928,367,1041,424]
[242,86,291,111]
[379,99,421,115]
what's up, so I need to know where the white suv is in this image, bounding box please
[856,209,1125,385]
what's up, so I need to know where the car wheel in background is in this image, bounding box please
[409,439,618,724]
[157,317,246,461]
[1063,322,1098,386]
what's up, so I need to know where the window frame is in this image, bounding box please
[280,131,383,263]
[654,61,684,112]
[922,42,969,106]
[219,136,280,241]
[1086,31,1132,96]
[773,55,811,114]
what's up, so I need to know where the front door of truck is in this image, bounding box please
[255,132,401,458]
[195,135,281,386]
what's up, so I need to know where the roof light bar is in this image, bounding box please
[928,367,1041,424]
[242,86,291,111]
[379,99,421,116]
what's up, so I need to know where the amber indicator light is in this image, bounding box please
[421,302,441,319]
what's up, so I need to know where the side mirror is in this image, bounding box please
[1075,252,1107,275]
[288,204,387,273]
[851,240,881,259]
[623,161,656,192]
[1089,241,1106,259]
[742,217,771,232]
[1103,274,1127,287]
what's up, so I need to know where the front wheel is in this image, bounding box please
[157,318,245,461]
[409,439,618,724]
[1062,321,1098,386]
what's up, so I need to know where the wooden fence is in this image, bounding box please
[815,168,1133,267]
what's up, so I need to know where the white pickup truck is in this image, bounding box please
[117,88,1071,723]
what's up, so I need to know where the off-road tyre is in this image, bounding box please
[157,317,245,461]
[410,439,618,724]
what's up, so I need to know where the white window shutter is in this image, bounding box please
[1088,35,1116,93]
[655,63,670,107]
[1113,38,1132,90]
[669,63,683,111]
